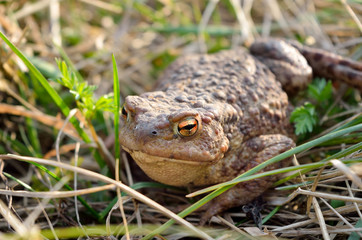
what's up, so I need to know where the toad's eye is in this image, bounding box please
[177,117,198,137]
[121,105,128,119]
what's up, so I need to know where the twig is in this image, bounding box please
[346,180,362,219]
[73,140,89,239]
[80,0,122,14]
[12,0,51,20]
[116,156,130,240]
[49,0,62,46]
[272,219,315,232]
[340,0,362,32]
[56,108,78,175]
[198,0,219,53]
[0,184,115,198]
[0,103,79,139]
[312,197,330,240]
[43,142,97,159]
[230,0,252,44]
[0,199,34,238]
[285,187,362,204]
[331,159,362,188]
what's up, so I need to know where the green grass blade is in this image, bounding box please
[0,129,33,156]
[262,205,281,225]
[112,54,121,161]
[334,113,362,132]
[274,141,362,186]
[18,126,37,156]
[323,141,362,162]
[25,118,42,157]
[18,77,42,156]
[3,172,34,191]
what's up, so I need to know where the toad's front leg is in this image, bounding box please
[201,134,295,224]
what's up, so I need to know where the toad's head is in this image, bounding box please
[119,92,230,186]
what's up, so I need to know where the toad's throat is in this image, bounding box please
[123,147,218,187]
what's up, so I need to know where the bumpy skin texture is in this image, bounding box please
[119,39,362,220]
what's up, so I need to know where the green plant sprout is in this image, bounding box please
[291,78,335,136]
[56,59,115,120]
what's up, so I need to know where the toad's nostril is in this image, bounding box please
[151,130,158,135]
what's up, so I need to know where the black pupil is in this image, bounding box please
[122,107,127,116]
[180,123,196,131]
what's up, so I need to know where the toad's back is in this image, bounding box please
[154,48,292,144]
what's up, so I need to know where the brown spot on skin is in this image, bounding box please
[273,113,281,122]
[162,133,175,140]
[275,101,281,109]
[202,116,212,124]
[227,95,236,104]
[260,103,270,113]
[203,111,216,119]
[339,60,350,66]
[347,72,357,80]
[326,63,336,75]
[313,52,323,61]
[220,144,228,153]
[244,77,251,85]
[193,70,205,77]
[250,92,259,102]
[213,91,226,100]
[202,151,211,158]
[175,95,188,102]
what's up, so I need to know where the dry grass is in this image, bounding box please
[0,0,361,239]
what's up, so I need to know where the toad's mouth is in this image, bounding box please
[122,146,217,165]
[122,146,216,187]
[122,146,220,165]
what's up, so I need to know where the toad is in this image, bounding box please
[119,39,362,220]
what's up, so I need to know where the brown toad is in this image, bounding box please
[119,39,362,220]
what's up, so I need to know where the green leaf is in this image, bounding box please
[290,102,318,135]
[307,78,332,104]
[94,95,114,113]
